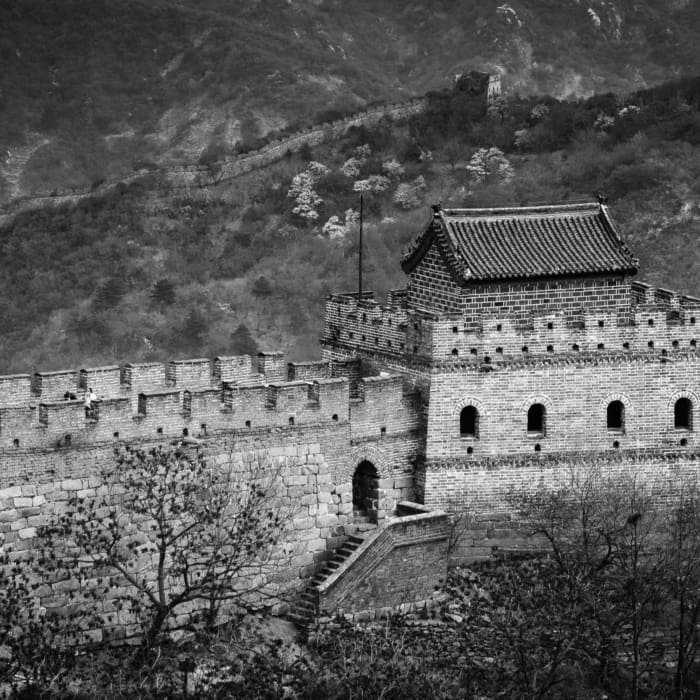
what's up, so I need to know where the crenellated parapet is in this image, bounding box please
[0,351,421,451]
[321,282,700,370]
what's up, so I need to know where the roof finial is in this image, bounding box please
[597,192,608,206]
[431,202,442,217]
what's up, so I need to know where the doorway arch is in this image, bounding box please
[352,460,379,515]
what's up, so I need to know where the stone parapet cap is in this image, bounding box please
[138,389,181,398]
[168,358,210,366]
[38,399,83,408]
[313,377,349,386]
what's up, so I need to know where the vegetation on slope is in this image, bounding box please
[2,0,700,197]
[1,75,700,373]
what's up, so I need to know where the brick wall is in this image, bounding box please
[420,451,700,511]
[318,504,448,615]
[0,433,348,640]
[407,245,463,313]
[0,375,32,407]
[79,366,122,400]
[32,370,80,402]
[425,354,700,460]
[167,359,215,389]
[0,350,421,455]
[213,355,256,383]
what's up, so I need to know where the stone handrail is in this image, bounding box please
[317,502,448,614]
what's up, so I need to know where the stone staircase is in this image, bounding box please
[288,516,377,634]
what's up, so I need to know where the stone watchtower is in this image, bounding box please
[323,202,700,512]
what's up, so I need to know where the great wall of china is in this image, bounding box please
[0,97,428,228]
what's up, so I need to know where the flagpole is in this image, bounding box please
[358,194,363,300]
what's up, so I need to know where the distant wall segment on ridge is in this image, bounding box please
[0,97,428,224]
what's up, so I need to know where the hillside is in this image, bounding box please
[2,0,700,199]
[0,75,699,374]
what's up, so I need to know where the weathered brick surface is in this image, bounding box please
[407,244,463,313]
[319,508,449,614]
[0,433,354,637]
[32,370,80,402]
[0,375,33,407]
[167,359,214,389]
[420,451,700,511]
[213,355,256,383]
[425,355,700,459]
[80,366,122,399]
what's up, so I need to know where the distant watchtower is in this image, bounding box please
[452,70,501,105]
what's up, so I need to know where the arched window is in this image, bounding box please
[352,461,378,513]
[527,404,546,434]
[607,400,625,431]
[460,406,478,437]
[675,398,693,430]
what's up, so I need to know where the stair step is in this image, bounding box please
[336,546,356,556]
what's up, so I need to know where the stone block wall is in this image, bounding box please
[318,504,448,615]
[0,358,423,626]
[0,432,356,640]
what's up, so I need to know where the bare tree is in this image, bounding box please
[39,444,287,647]
[663,479,700,699]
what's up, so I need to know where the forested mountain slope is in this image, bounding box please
[1,75,699,374]
[2,0,700,198]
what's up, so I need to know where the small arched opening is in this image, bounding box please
[527,403,546,435]
[352,460,379,516]
[607,400,625,432]
[460,406,479,438]
[675,398,693,430]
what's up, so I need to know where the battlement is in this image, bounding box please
[0,351,420,450]
[322,282,700,369]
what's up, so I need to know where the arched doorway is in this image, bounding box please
[352,460,378,516]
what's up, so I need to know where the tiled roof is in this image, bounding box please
[401,203,638,283]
